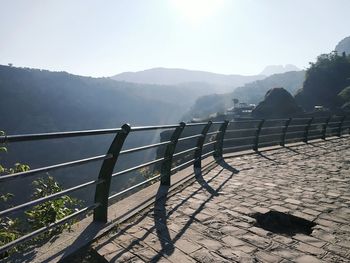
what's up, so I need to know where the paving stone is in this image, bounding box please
[218,248,257,262]
[221,236,245,247]
[285,198,302,205]
[293,234,326,248]
[322,253,350,262]
[195,237,223,251]
[157,247,195,263]
[272,235,295,245]
[174,238,201,254]
[293,242,326,257]
[89,138,350,263]
[241,233,271,249]
[270,247,303,260]
[302,208,322,217]
[248,226,273,237]
[294,255,324,263]
[255,250,283,263]
[220,225,248,236]
[324,244,350,259]
[252,206,271,214]
[190,248,229,263]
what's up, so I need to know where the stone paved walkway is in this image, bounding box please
[92,137,350,262]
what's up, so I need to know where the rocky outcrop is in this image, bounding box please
[252,87,303,118]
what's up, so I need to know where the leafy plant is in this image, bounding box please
[0,130,81,258]
[25,176,80,236]
[0,131,24,256]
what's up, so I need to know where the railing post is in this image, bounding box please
[337,116,346,137]
[160,122,186,186]
[303,117,313,143]
[253,119,265,152]
[280,118,292,147]
[194,121,212,169]
[214,120,229,159]
[322,116,331,140]
[94,124,131,222]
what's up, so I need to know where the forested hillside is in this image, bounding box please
[183,70,305,120]
[295,52,350,111]
[0,65,202,134]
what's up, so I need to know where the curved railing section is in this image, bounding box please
[0,115,349,255]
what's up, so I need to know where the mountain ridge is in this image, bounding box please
[112,67,265,92]
[260,64,300,76]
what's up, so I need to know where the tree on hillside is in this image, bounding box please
[295,51,350,111]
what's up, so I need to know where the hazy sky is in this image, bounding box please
[0,0,349,77]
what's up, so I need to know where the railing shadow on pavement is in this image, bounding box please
[214,157,240,174]
[149,165,236,262]
[91,161,237,262]
[153,185,174,258]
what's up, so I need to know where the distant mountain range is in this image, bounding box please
[260,64,300,76]
[111,67,265,93]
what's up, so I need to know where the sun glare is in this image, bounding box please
[170,0,225,26]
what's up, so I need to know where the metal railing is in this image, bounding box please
[0,115,349,255]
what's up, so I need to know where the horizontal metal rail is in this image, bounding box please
[130,124,179,131]
[112,157,165,178]
[229,119,261,123]
[120,141,171,155]
[262,118,289,122]
[173,147,198,158]
[184,122,210,127]
[108,174,161,201]
[287,124,311,128]
[327,121,342,125]
[206,131,222,136]
[225,128,257,133]
[289,117,318,121]
[201,150,216,159]
[223,136,255,142]
[171,158,196,172]
[178,134,203,142]
[259,132,283,138]
[211,121,226,125]
[202,140,218,147]
[309,122,327,126]
[0,128,122,143]
[285,130,305,135]
[261,126,285,130]
[222,144,254,151]
[327,126,343,130]
[0,154,111,182]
